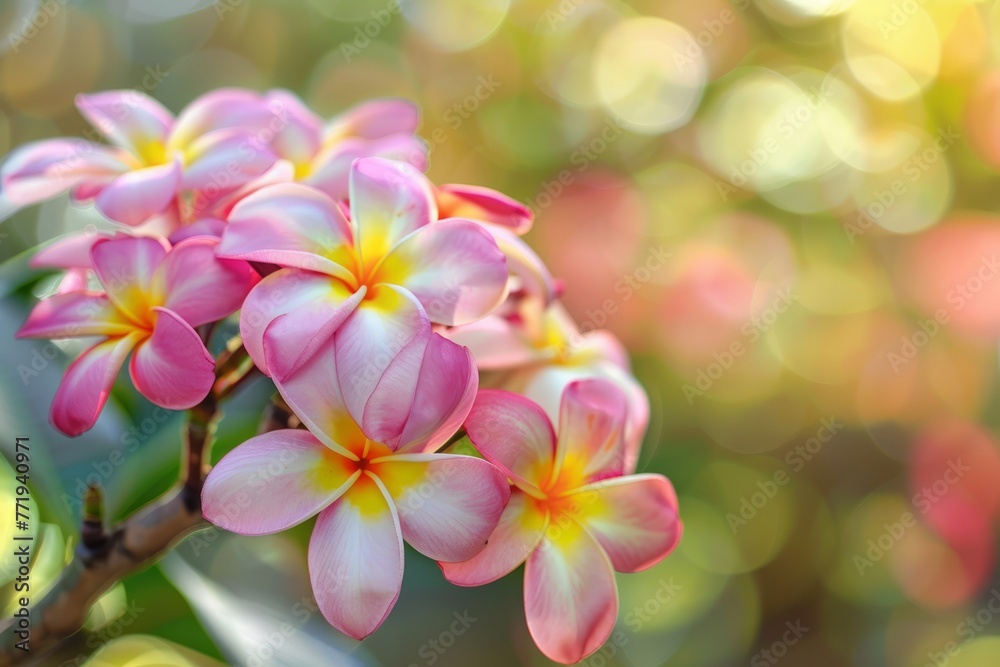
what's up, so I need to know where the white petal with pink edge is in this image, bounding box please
[554,379,629,483]
[524,520,619,664]
[202,429,359,535]
[307,134,428,201]
[308,473,404,640]
[265,89,323,165]
[374,218,508,326]
[326,99,420,141]
[334,285,428,427]
[1,139,128,205]
[442,315,541,370]
[240,269,363,377]
[373,453,510,562]
[574,474,682,573]
[221,182,356,282]
[180,128,277,191]
[264,313,368,460]
[464,389,556,490]
[91,235,169,322]
[349,157,436,267]
[169,88,273,149]
[75,91,173,155]
[441,490,549,586]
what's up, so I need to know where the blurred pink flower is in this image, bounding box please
[17,235,257,436]
[203,320,509,639]
[193,92,427,212]
[2,89,277,226]
[442,380,681,664]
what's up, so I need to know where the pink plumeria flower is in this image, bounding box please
[216,156,509,384]
[442,380,682,664]
[202,319,510,639]
[434,183,556,304]
[2,89,278,226]
[16,235,257,436]
[193,91,426,210]
[446,298,649,472]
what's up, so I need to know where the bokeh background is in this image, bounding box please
[3,0,1000,665]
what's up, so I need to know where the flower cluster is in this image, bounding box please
[7,88,682,664]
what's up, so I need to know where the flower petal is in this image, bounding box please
[436,184,533,234]
[554,379,629,484]
[129,307,214,409]
[334,284,428,427]
[151,236,258,327]
[575,474,682,573]
[519,360,650,475]
[349,157,436,269]
[166,217,227,243]
[524,521,619,664]
[169,88,273,150]
[266,89,323,165]
[91,235,169,322]
[263,308,368,460]
[180,128,277,191]
[17,292,134,339]
[306,134,428,201]
[464,390,556,490]
[441,490,548,586]
[308,473,403,640]
[75,91,173,154]
[193,159,295,220]
[220,182,356,282]
[202,429,359,535]
[373,453,510,562]
[242,269,364,377]
[1,139,128,205]
[30,232,104,269]
[442,315,541,370]
[325,99,420,141]
[374,218,508,326]
[94,160,182,226]
[489,226,557,304]
[51,333,142,437]
[362,327,478,452]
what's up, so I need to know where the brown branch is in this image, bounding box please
[0,488,207,665]
[0,345,267,665]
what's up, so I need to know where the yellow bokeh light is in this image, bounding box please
[593,17,707,134]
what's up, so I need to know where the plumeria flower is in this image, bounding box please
[2,89,277,226]
[445,297,649,472]
[216,156,509,386]
[433,183,556,304]
[442,380,682,664]
[16,235,257,436]
[192,90,427,208]
[202,318,510,639]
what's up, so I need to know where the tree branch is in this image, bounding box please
[0,342,274,665]
[0,488,206,665]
